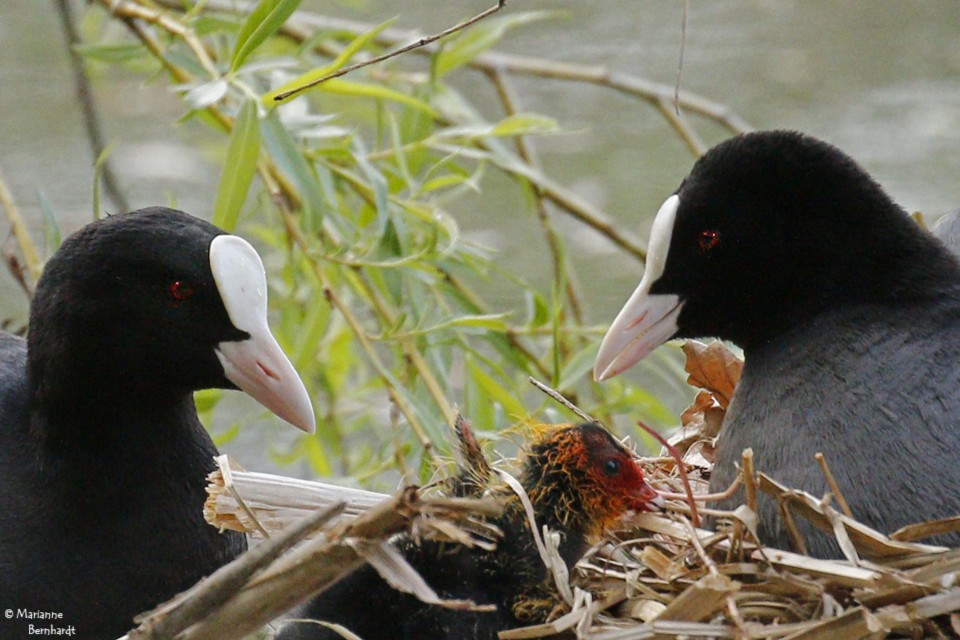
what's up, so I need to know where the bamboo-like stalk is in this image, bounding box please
[0,171,42,287]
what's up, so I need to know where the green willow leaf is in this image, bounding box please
[268,78,437,117]
[230,0,302,72]
[213,99,261,231]
[265,18,396,104]
[435,11,556,77]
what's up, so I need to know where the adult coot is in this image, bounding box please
[0,207,315,639]
[278,422,664,640]
[594,131,960,557]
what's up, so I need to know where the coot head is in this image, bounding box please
[27,206,315,432]
[595,130,958,380]
[524,422,664,535]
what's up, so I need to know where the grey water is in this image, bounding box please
[1,0,958,472]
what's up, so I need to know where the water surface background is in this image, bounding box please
[1,1,958,470]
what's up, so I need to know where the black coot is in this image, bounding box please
[0,207,315,639]
[278,423,664,640]
[594,131,960,557]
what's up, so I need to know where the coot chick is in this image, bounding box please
[594,131,960,557]
[278,422,664,640]
[0,207,315,639]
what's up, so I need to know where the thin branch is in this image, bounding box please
[485,67,584,325]
[97,0,219,77]
[674,0,689,116]
[55,0,130,212]
[440,269,551,380]
[128,501,347,639]
[349,266,457,426]
[151,0,751,259]
[636,419,700,527]
[528,376,595,423]
[273,1,506,102]
[262,7,753,134]
[263,171,441,463]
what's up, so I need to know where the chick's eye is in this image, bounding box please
[698,229,721,252]
[168,280,196,302]
[602,458,621,476]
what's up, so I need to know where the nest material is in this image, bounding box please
[182,339,960,639]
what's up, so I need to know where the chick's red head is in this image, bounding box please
[525,422,664,536]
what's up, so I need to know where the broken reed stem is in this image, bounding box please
[815,452,853,518]
[128,501,347,639]
[273,1,506,101]
[741,448,757,514]
[180,488,421,640]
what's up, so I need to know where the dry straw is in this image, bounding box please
[128,340,960,639]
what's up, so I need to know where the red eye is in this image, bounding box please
[168,281,196,301]
[698,229,721,252]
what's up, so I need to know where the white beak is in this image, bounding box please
[594,195,684,382]
[210,235,316,433]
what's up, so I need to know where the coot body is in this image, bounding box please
[0,207,314,639]
[594,131,960,556]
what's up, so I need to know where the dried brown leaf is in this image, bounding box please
[681,340,743,408]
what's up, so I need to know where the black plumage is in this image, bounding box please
[0,207,313,639]
[595,131,960,557]
[278,422,664,640]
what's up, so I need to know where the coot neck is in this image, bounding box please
[27,357,203,455]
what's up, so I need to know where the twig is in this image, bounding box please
[55,0,129,212]
[97,0,219,77]
[674,0,689,116]
[178,488,421,640]
[153,0,749,258]
[440,269,551,379]
[527,376,595,423]
[273,1,507,102]
[127,501,347,639]
[815,452,853,518]
[349,266,457,426]
[636,419,699,527]
[484,68,584,326]
[257,6,752,133]
[261,176,441,463]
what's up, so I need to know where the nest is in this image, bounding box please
[125,340,960,639]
